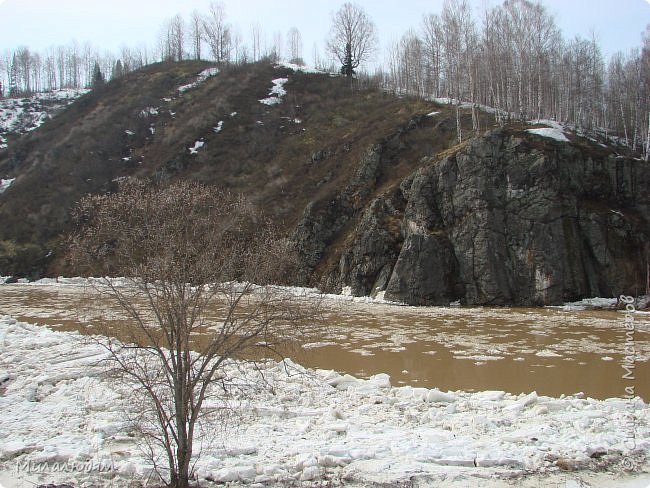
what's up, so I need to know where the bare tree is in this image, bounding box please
[327,2,377,77]
[312,42,324,70]
[439,0,476,140]
[189,10,203,61]
[159,15,185,62]
[250,22,263,62]
[421,13,444,97]
[55,45,66,87]
[203,2,231,64]
[287,27,304,65]
[68,180,319,488]
[170,14,185,62]
[231,28,247,65]
[386,30,426,97]
[15,46,32,93]
[271,30,283,62]
[63,41,82,88]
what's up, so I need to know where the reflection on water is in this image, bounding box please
[1,284,649,400]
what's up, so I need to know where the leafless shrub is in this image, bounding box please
[68,178,321,488]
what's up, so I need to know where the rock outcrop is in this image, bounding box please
[297,128,650,306]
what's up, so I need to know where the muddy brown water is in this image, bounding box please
[1,283,649,401]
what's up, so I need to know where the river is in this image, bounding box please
[1,282,648,401]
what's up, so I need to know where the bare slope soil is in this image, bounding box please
[0,61,647,305]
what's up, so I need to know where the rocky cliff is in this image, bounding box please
[296,128,650,306]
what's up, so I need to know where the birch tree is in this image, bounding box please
[421,13,444,97]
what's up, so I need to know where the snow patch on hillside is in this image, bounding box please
[138,106,159,118]
[526,127,569,142]
[177,67,219,94]
[189,140,205,154]
[431,97,507,117]
[527,120,569,142]
[259,78,288,106]
[275,61,324,74]
[0,316,648,487]
[0,178,15,193]
[0,89,88,149]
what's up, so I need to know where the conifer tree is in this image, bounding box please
[8,54,19,97]
[91,61,105,89]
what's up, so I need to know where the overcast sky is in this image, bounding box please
[0,0,648,65]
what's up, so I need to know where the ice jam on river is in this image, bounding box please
[0,281,649,487]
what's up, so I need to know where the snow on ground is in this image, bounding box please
[0,314,648,487]
[527,126,569,142]
[189,140,205,154]
[213,120,224,133]
[430,97,509,118]
[259,78,288,106]
[424,97,577,144]
[0,178,15,194]
[526,118,569,142]
[33,89,89,102]
[275,61,324,75]
[0,89,88,150]
[177,67,219,94]
[529,119,564,131]
[138,106,159,118]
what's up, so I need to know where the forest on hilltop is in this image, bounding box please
[0,0,648,158]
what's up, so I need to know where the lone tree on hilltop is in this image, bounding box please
[327,2,377,77]
[69,179,320,488]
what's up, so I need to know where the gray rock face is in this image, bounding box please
[296,128,650,305]
[337,194,404,297]
[293,144,383,276]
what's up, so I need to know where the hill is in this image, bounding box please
[0,61,648,305]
